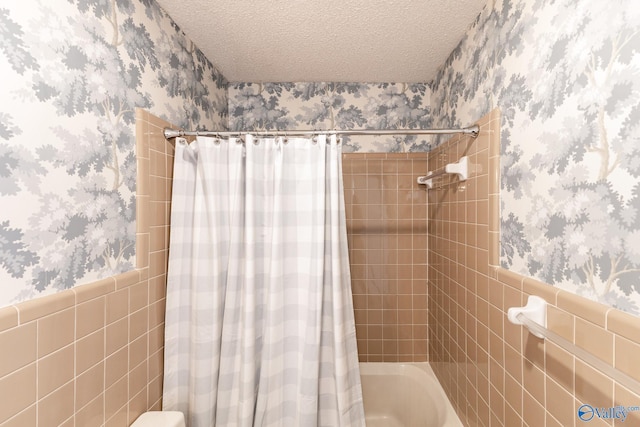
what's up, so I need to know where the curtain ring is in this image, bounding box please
[312,135,318,145]
[238,136,245,145]
[213,138,220,146]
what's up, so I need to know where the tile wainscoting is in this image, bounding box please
[428,109,640,427]
[0,110,173,427]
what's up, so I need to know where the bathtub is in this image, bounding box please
[360,363,463,427]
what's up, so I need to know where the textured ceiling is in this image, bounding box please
[155,0,487,83]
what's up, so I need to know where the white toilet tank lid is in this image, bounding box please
[130,411,185,427]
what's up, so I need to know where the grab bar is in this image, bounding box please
[417,156,469,189]
[508,296,640,393]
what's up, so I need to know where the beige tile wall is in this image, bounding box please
[428,108,640,427]
[0,109,173,427]
[343,152,429,362]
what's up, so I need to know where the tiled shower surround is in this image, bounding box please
[343,152,429,362]
[0,109,639,426]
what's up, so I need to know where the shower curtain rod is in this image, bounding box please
[163,125,480,140]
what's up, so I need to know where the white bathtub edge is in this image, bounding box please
[359,362,463,427]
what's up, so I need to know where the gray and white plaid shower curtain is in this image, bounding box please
[162,135,365,427]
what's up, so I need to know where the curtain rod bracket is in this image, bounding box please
[467,124,479,138]
[164,128,184,139]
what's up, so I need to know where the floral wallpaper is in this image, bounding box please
[431,0,640,314]
[228,82,434,153]
[0,0,227,307]
[3,0,638,316]
[228,1,640,315]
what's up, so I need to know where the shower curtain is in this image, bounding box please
[162,134,365,427]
